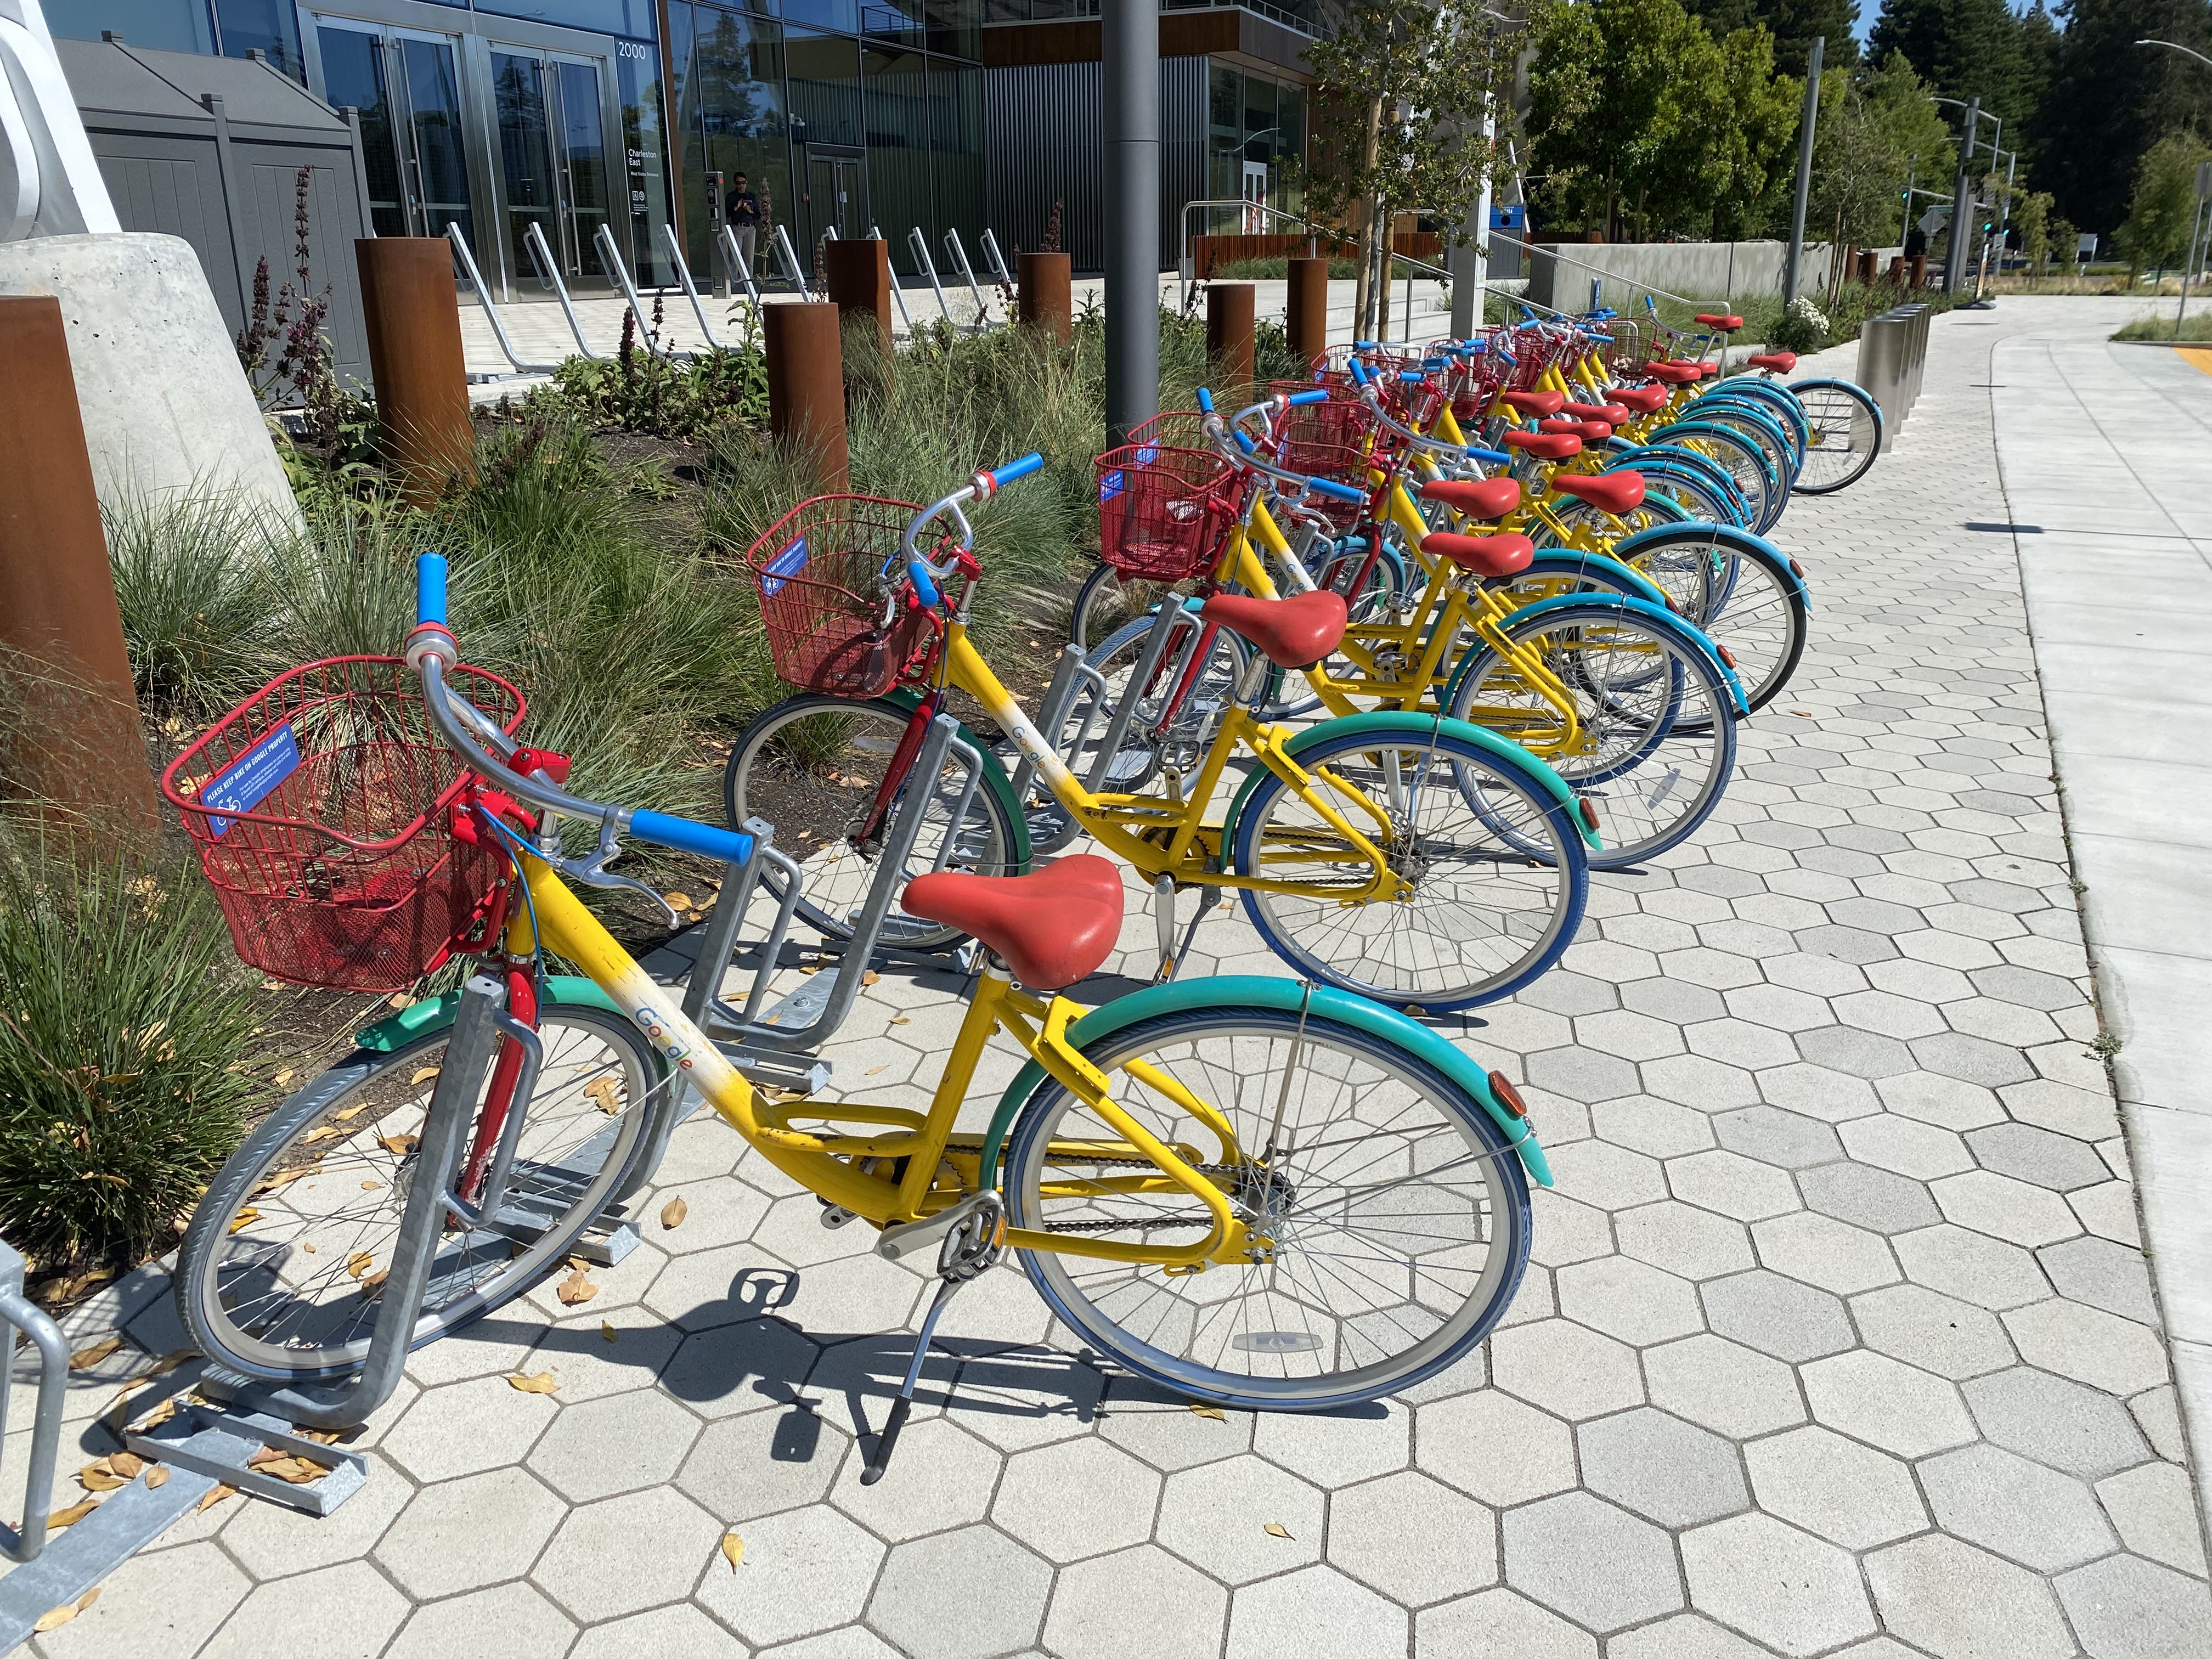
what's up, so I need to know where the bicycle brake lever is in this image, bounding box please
[554,814,682,927]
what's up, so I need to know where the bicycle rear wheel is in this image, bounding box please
[1004,1005,1533,1410]
[1790,379,1882,494]
[176,1007,661,1381]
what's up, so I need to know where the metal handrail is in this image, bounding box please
[1488,227,1816,315]
[1177,199,1452,308]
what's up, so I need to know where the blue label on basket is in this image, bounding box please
[199,721,301,837]
[761,535,809,596]
[1135,444,1159,465]
[1099,469,1125,503]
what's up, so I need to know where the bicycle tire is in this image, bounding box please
[1068,610,1248,796]
[1229,724,1588,1010]
[1788,378,1882,494]
[176,1008,661,1381]
[1069,562,1188,654]
[1609,524,1809,713]
[1697,379,1809,456]
[1003,1004,1532,1410]
[1646,421,1782,534]
[723,694,1021,949]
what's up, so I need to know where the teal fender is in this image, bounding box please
[881,686,1034,870]
[353,974,627,1050]
[977,974,1553,1190]
[1442,591,1751,718]
[1611,520,1813,613]
[1218,708,1602,854]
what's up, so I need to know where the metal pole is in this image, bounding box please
[1783,36,1823,303]
[1945,97,1978,295]
[1900,157,1915,248]
[1102,0,1159,445]
[2179,185,2209,338]
[1452,101,1496,337]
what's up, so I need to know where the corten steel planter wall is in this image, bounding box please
[1286,256,1328,368]
[1206,282,1255,399]
[356,239,477,505]
[826,240,894,351]
[765,302,851,491]
[1017,252,1073,343]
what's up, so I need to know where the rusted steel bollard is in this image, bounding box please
[825,239,893,352]
[1017,252,1073,344]
[1286,256,1329,371]
[1857,248,1878,286]
[0,296,160,836]
[356,238,476,504]
[1206,282,1256,399]
[764,302,850,490]
[1909,253,1928,290]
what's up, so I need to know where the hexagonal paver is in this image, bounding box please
[693,1504,884,1647]
[1415,1589,1596,1658]
[1800,1349,1976,1457]
[1839,1113,1974,1178]
[1608,1613,1783,1659]
[1616,1200,1754,1280]
[1852,1283,2016,1378]
[1420,1389,1577,1506]
[534,1485,724,1621]
[1544,1139,1667,1209]
[198,1561,411,1659]
[1799,1160,1942,1233]
[1328,1471,1497,1606]
[1556,1256,1703,1345]
[1702,1269,1853,1362]
[218,1448,410,1580]
[991,1436,1159,1564]
[1155,1455,1324,1585]
[375,1466,566,1600]
[1962,1365,2151,1479]
[1716,1105,1843,1169]
[385,1582,577,1659]
[1966,1121,2111,1191]
[1225,1565,1408,1659]
[1098,1379,1254,1471]
[2098,1460,2211,1577]
[2036,1235,2158,1324]
[1502,1492,1683,1633]
[1918,1443,2117,1572]
[1644,1333,1805,1438]
[1893,1223,2051,1310]
[1668,1150,1802,1222]
[568,1602,749,1659]
[1252,1398,1410,1488]
[1931,1170,2082,1248]
[2001,1297,2170,1396]
[1865,1534,2074,1659]
[1578,1407,1748,1526]
[527,1386,703,1503]
[380,1373,558,1482]
[1753,1210,1900,1294]
[1744,1426,1926,1548]
[1680,1512,1874,1657]
[1489,1318,1643,1420]
[866,1527,1051,1659]
[2056,1554,2212,1659]
[1042,1545,1228,1659]
[831,1417,1001,1544]
[679,1404,848,1522]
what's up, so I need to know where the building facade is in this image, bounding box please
[54,0,1313,294]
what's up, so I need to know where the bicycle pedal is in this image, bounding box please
[874,1191,1001,1266]
[819,1202,860,1229]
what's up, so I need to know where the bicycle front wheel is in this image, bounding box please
[1790,379,1882,494]
[1004,1005,1533,1410]
[1611,524,1809,714]
[176,1006,661,1381]
[1229,725,1588,1010]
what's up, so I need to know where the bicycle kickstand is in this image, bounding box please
[1152,877,1220,983]
[862,1192,1008,1484]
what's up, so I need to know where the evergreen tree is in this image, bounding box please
[1683,0,1860,75]
[2029,0,2212,236]
[1866,0,2036,131]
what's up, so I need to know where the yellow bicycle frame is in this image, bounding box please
[510,851,1259,1268]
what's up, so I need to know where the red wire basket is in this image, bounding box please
[1124,411,1212,452]
[161,657,526,992]
[1094,445,1235,582]
[746,495,948,698]
[1264,389,1378,481]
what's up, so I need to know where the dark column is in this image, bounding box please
[0,297,159,837]
[1945,98,1979,296]
[356,238,476,504]
[1018,252,1074,344]
[1102,0,1159,445]
[764,302,850,490]
[1286,256,1329,369]
[825,239,893,352]
[1207,282,1256,398]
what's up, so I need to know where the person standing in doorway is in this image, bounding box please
[729,172,761,278]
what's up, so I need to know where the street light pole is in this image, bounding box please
[1451,98,1494,337]
[1944,96,1978,295]
[1783,35,1824,303]
[2135,38,2212,70]
[1101,0,1159,446]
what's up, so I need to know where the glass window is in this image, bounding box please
[317,24,405,236]
[924,0,979,61]
[782,0,862,38]
[49,0,216,54]
[861,0,926,48]
[614,40,675,286]
[864,47,930,250]
[1243,71,1276,167]
[927,57,982,247]
[675,3,792,280]
[214,0,303,80]
[983,0,1031,20]
[1206,62,1239,206]
[1276,81,1305,214]
[470,0,661,35]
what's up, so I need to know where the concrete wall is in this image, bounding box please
[1522,239,1838,314]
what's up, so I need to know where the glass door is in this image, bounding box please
[554,60,613,278]
[312,19,473,253]
[806,152,865,245]
[492,49,614,285]
[396,35,472,247]
[492,49,557,279]
[315,20,404,236]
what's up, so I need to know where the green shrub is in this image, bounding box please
[2113,312,2212,342]
[105,486,283,719]
[0,838,256,1264]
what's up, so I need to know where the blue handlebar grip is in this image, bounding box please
[989,452,1044,487]
[1398,370,1425,383]
[1288,388,1331,407]
[906,560,942,610]
[1195,387,1216,414]
[416,554,448,628]
[1348,358,1370,387]
[629,810,755,868]
[1353,340,1376,349]
[1306,476,1365,503]
[1234,428,1258,454]
[1469,445,1514,466]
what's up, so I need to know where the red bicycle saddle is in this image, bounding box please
[1539,417,1613,443]
[1424,531,1535,578]
[1503,429,1582,459]
[1646,361,1703,384]
[1561,401,1631,426]
[1607,384,1670,414]
[1419,477,1522,520]
[1747,351,1797,374]
[1695,313,1746,331]
[901,855,1124,990]
[1555,471,1647,515]
[1499,390,1566,419]
[1199,590,1350,669]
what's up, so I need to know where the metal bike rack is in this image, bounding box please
[718,224,764,311]
[908,227,958,329]
[447,224,559,381]
[595,223,684,360]
[943,228,994,329]
[524,221,605,362]
[771,223,814,299]
[661,223,726,351]
[980,228,1015,303]
[872,224,914,335]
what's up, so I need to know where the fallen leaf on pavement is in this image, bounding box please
[109,1451,145,1480]
[506,1370,559,1394]
[334,1104,368,1121]
[228,1207,260,1234]
[661,1195,688,1230]
[410,1067,440,1087]
[861,970,881,986]
[377,1134,417,1157]
[302,1126,339,1145]
[584,1077,622,1115]
[555,1269,599,1306]
[48,1498,98,1528]
[1264,1521,1293,1539]
[145,1466,170,1489]
[32,1605,76,1633]
[77,1460,125,1493]
[601,1321,618,1343]
[721,1532,744,1570]
[1188,1403,1224,1421]
[345,1251,375,1280]
[196,1483,235,1513]
[69,1335,121,1370]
